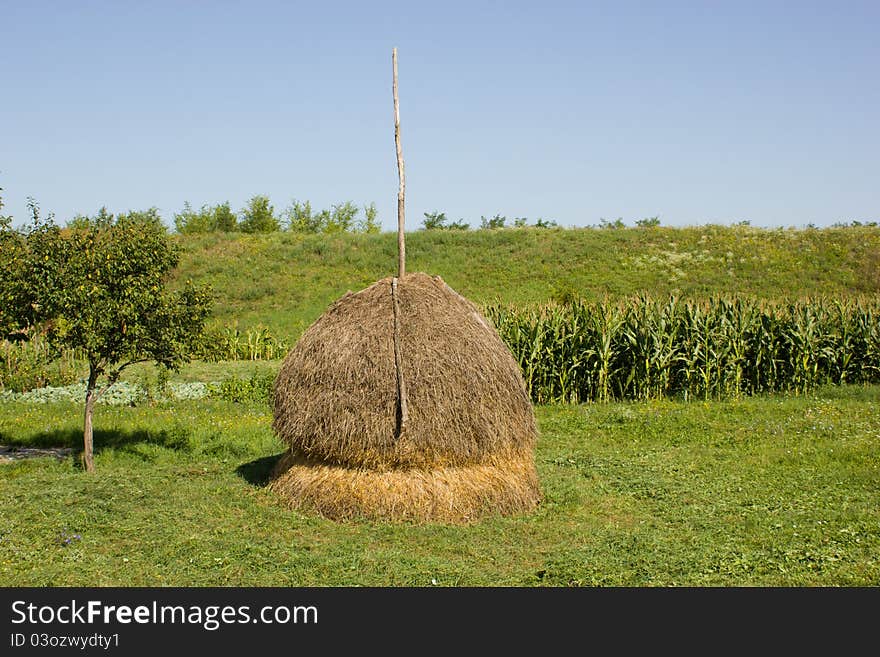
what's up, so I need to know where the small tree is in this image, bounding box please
[422,210,447,230]
[324,201,359,233]
[174,201,212,234]
[174,202,238,233]
[10,209,213,472]
[212,202,237,231]
[422,211,469,231]
[357,203,381,233]
[0,191,30,339]
[636,216,661,228]
[239,195,279,233]
[480,214,507,230]
[286,199,321,233]
[0,198,63,341]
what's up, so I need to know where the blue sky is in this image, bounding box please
[1,0,877,230]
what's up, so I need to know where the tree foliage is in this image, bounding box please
[285,199,381,234]
[239,195,279,233]
[52,212,212,372]
[0,198,63,340]
[174,201,238,233]
[359,202,381,234]
[421,211,469,231]
[1,205,213,471]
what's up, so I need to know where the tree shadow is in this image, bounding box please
[236,453,285,486]
[0,426,197,460]
[1,425,287,482]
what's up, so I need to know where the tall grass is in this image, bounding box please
[488,296,880,403]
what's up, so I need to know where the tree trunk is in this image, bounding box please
[82,367,97,473]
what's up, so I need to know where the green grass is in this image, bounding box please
[121,359,282,387]
[2,385,878,586]
[172,224,880,341]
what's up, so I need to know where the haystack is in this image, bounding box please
[269,272,541,522]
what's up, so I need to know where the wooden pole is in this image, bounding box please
[391,48,408,436]
[393,47,405,278]
[391,276,408,433]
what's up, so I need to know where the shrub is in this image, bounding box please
[239,195,279,233]
[422,211,469,231]
[480,214,507,229]
[208,371,275,405]
[0,337,78,392]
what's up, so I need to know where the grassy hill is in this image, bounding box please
[173,224,880,341]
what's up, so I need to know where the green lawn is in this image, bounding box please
[2,384,878,586]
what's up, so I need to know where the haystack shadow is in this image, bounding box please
[236,453,285,486]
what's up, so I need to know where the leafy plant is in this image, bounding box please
[239,195,279,233]
[195,324,290,362]
[4,207,213,471]
[480,214,507,230]
[422,211,448,230]
[487,295,880,404]
[0,336,78,392]
[324,201,359,233]
[358,203,381,234]
[208,371,275,405]
[174,201,238,234]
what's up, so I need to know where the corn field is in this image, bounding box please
[195,324,291,362]
[487,296,880,403]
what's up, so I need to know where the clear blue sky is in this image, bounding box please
[2,0,877,230]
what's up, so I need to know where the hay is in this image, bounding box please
[268,448,540,523]
[270,272,541,522]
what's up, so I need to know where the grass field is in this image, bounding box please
[172,224,880,341]
[2,225,878,587]
[2,384,878,586]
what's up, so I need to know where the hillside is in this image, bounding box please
[172,225,880,341]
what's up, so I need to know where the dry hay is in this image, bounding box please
[268,449,540,523]
[270,272,541,522]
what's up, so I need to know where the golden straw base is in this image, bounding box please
[268,450,542,524]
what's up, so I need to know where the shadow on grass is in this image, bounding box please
[1,426,287,480]
[0,426,197,457]
[236,453,285,487]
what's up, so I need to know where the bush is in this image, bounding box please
[174,201,239,233]
[285,200,322,233]
[0,337,78,392]
[287,200,381,234]
[324,201,358,233]
[480,214,507,230]
[422,211,469,231]
[358,203,381,233]
[208,371,275,405]
[239,195,279,233]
